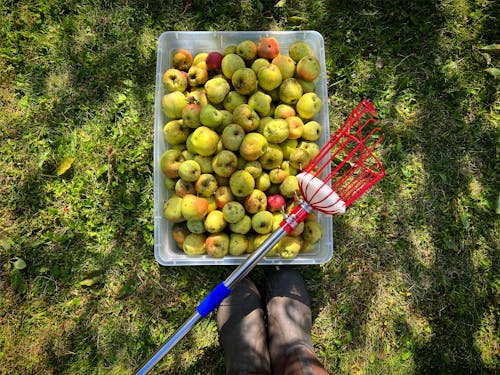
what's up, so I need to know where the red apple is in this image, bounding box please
[206,52,224,71]
[257,37,280,60]
[267,194,286,212]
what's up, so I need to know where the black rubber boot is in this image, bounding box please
[264,266,328,375]
[216,277,271,375]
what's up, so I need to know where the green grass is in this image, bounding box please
[1,0,498,373]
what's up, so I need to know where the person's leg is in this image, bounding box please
[216,277,271,375]
[264,266,328,375]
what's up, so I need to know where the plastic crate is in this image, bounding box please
[154,31,333,266]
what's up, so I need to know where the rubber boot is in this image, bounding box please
[264,267,328,375]
[216,277,271,375]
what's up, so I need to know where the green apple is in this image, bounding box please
[274,103,296,119]
[192,52,208,68]
[236,39,257,61]
[178,159,201,182]
[279,175,299,198]
[257,63,283,91]
[255,172,271,191]
[181,194,209,221]
[163,194,184,223]
[162,68,188,92]
[251,58,270,74]
[187,65,209,87]
[189,126,219,156]
[175,179,196,197]
[303,220,322,243]
[229,170,255,197]
[302,120,322,141]
[248,91,272,117]
[193,155,214,173]
[204,77,230,105]
[277,236,302,259]
[229,233,249,256]
[239,132,268,161]
[204,209,226,233]
[244,189,267,214]
[187,88,208,107]
[296,92,322,119]
[199,104,224,128]
[299,141,320,160]
[269,167,288,184]
[214,186,233,209]
[182,103,202,128]
[232,68,258,96]
[183,233,206,256]
[162,91,188,119]
[244,160,263,179]
[223,45,237,56]
[297,78,315,93]
[296,55,320,81]
[160,149,185,178]
[195,173,218,197]
[221,124,245,151]
[279,78,303,105]
[221,53,246,79]
[206,233,230,258]
[186,219,206,234]
[229,215,252,234]
[164,177,176,190]
[251,210,274,234]
[212,150,238,178]
[288,41,313,63]
[262,118,289,144]
[289,148,312,170]
[232,104,260,132]
[279,139,298,159]
[259,143,283,170]
[222,201,246,223]
[223,91,248,112]
[163,119,190,145]
[272,54,296,79]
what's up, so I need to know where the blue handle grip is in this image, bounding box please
[196,282,232,317]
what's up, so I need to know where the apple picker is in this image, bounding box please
[136,100,385,374]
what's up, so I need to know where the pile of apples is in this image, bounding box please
[160,36,323,259]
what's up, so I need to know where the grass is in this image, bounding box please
[0,0,498,373]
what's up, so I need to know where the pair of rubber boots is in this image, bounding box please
[216,267,328,375]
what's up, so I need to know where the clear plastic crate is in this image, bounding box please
[154,31,333,266]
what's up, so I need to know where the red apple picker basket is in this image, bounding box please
[137,100,385,374]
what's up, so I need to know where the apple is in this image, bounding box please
[199,104,224,128]
[257,36,280,59]
[239,132,268,161]
[192,52,208,68]
[206,52,224,71]
[303,220,322,243]
[277,236,302,259]
[162,68,188,92]
[267,193,286,212]
[288,41,313,63]
[296,92,322,119]
[181,194,208,221]
[223,91,247,112]
[302,120,322,141]
[229,215,252,234]
[206,233,230,258]
[236,39,257,61]
[186,219,206,234]
[232,68,258,96]
[189,126,219,156]
[297,78,315,93]
[204,209,226,233]
[244,189,267,214]
[221,53,246,79]
[214,186,233,208]
[195,173,218,197]
[279,175,299,198]
[172,222,190,248]
[262,118,289,144]
[244,160,263,179]
[251,211,274,234]
[281,160,298,176]
[186,88,208,107]
[172,49,193,71]
[272,54,296,79]
[163,194,184,222]
[255,172,271,191]
[300,240,316,253]
[285,116,304,139]
[187,65,209,87]
[204,77,230,104]
[296,55,320,81]
[257,63,283,91]
[221,123,245,151]
[175,179,196,197]
[223,45,237,55]
[259,143,283,170]
[212,150,238,178]
[229,233,249,256]
[183,233,206,256]
[274,103,296,119]
[279,78,303,105]
[222,201,246,224]
[206,196,217,213]
[232,104,260,132]
[181,103,201,128]
[289,221,305,237]
[299,141,320,160]
[251,58,270,74]
[163,119,190,145]
[162,91,188,119]
[279,139,298,160]
[269,167,288,184]
[248,91,272,117]
[193,155,214,173]
[289,148,312,170]
[160,149,185,178]
[164,177,176,190]
[229,170,255,197]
